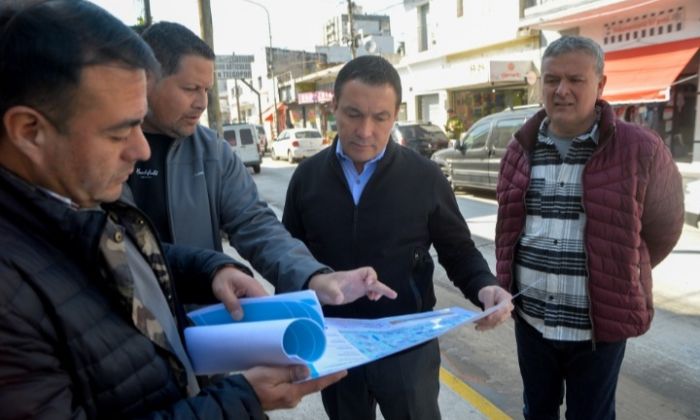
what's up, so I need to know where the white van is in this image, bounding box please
[223,124,262,174]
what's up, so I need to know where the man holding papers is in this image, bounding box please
[283,55,514,420]
[0,1,344,418]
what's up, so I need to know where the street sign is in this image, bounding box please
[216,54,254,80]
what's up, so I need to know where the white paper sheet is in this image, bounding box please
[184,290,507,378]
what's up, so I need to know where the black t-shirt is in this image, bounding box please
[128,133,174,243]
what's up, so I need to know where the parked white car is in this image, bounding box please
[270,128,325,163]
[685,179,700,228]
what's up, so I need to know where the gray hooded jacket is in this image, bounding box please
[130,124,327,292]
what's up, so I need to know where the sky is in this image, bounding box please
[91,0,404,55]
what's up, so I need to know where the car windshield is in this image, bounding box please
[297,131,322,138]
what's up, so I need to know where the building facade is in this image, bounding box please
[521,0,700,162]
[392,0,541,131]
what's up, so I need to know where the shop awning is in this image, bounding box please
[602,38,700,103]
[263,103,285,122]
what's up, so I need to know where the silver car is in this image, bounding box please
[431,106,539,192]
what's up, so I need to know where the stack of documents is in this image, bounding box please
[185,290,500,379]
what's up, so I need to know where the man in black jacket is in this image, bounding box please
[0,1,343,418]
[283,55,514,419]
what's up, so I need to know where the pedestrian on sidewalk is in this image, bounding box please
[283,55,513,420]
[495,35,684,419]
[0,1,346,418]
[445,108,464,141]
[127,22,396,317]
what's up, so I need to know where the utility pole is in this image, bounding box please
[142,0,152,27]
[241,0,277,138]
[347,0,356,59]
[198,0,223,136]
[234,80,242,123]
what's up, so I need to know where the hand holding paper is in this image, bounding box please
[475,285,514,331]
[243,365,347,410]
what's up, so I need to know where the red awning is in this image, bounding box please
[263,103,286,122]
[602,38,700,103]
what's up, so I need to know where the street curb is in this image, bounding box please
[440,368,512,420]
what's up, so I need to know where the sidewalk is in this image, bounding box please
[265,368,497,419]
[677,160,700,182]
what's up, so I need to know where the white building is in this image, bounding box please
[393,0,540,128]
[323,3,395,59]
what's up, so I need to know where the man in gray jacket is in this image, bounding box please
[128,22,395,316]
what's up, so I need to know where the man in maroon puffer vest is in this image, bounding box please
[495,35,683,420]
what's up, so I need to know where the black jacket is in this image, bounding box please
[0,169,264,419]
[283,139,496,319]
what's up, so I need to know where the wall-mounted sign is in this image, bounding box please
[298,91,334,104]
[489,61,533,83]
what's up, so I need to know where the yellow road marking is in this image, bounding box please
[439,367,512,420]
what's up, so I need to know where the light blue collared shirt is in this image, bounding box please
[335,140,386,205]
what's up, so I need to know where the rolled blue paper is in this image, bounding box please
[283,318,326,362]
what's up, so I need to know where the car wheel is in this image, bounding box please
[287,150,294,164]
[252,164,261,174]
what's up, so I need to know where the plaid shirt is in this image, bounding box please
[515,114,600,341]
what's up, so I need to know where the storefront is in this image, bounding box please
[521,0,700,162]
[294,90,334,132]
[396,35,540,130]
[450,86,528,129]
[279,66,341,141]
[603,37,699,161]
[446,59,534,129]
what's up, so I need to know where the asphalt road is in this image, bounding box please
[248,156,700,419]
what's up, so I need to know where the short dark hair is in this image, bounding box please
[334,55,402,110]
[543,35,605,77]
[141,21,215,77]
[0,0,158,133]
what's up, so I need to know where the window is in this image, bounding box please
[299,130,322,139]
[417,4,429,52]
[223,130,237,146]
[463,121,489,150]
[492,118,523,149]
[240,129,255,145]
